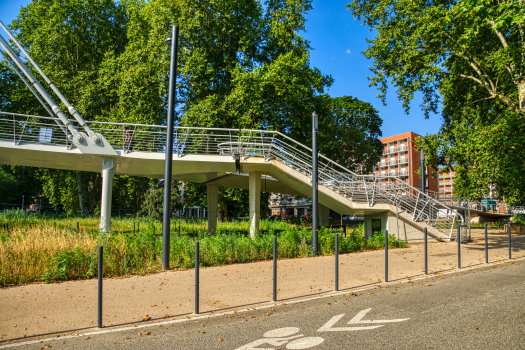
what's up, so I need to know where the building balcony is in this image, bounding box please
[398,157,408,164]
[382,144,409,155]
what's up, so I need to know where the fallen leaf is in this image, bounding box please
[142,315,151,321]
[145,332,151,335]
[218,338,223,342]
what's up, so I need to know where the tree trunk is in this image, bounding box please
[218,202,229,221]
[88,173,101,215]
[518,81,525,112]
[76,171,89,216]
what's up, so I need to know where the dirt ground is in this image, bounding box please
[1,227,524,343]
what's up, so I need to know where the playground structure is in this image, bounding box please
[0,20,465,241]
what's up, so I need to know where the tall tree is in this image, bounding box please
[2,0,155,213]
[349,0,525,202]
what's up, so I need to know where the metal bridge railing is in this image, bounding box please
[0,111,463,238]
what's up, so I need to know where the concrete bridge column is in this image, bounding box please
[99,157,114,232]
[249,172,261,237]
[319,204,330,227]
[207,184,219,235]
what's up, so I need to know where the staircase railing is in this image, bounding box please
[0,112,463,238]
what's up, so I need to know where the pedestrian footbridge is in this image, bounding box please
[0,111,463,241]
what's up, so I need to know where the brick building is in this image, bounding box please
[375,131,438,195]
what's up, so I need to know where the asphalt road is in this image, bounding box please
[6,259,525,350]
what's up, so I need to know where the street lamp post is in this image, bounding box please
[420,149,425,195]
[312,111,318,256]
[162,26,179,270]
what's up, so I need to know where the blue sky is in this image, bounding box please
[0,0,444,138]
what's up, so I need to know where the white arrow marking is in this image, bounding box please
[317,314,384,332]
[348,308,410,324]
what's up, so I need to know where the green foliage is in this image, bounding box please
[0,216,407,285]
[40,247,96,282]
[0,169,19,206]
[349,0,525,202]
[138,181,183,221]
[317,95,383,173]
[0,0,384,214]
[513,214,525,225]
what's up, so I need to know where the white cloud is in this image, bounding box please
[346,49,351,54]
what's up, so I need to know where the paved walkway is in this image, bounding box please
[1,228,524,344]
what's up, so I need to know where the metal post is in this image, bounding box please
[396,203,400,240]
[312,111,319,256]
[162,26,179,270]
[195,241,199,314]
[385,229,389,282]
[97,246,103,328]
[485,223,488,264]
[457,225,461,269]
[335,233,339,291]
[273,236,277,301]
[508,221,512,260]
[468,199,471,240]
[424,227,428,275]
[420,150,425,194]
[77,222,79,233]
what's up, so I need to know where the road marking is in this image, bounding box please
[0,257,520,349]
[348,308,410,324]
[317,314,383,332]
[286,337,324,349]
[263,327,300,338]
[318,308,410,332]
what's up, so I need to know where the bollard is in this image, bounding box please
[457,225,461,269]
[335,233,339,291]
[273,236,277,302]
[195,241,199,314]
[424,227,428,275]
[98,246,103,328]
[508,221,512,260]
[77,222,79,233]
[485,223,488,264]
[385,229,389,282]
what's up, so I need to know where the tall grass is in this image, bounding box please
[0,213,405,286]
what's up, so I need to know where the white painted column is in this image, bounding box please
[319,204,330,227]
[207,184,219,235]
[249,172,261,237]
[99,157,114,232]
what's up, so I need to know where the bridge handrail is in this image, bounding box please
[0,111,462,236]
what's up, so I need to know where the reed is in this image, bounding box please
[0,213,405,286]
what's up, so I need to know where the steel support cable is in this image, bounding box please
[0,35,81,141]
[0,50,67,136]
[0,20,99,144]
